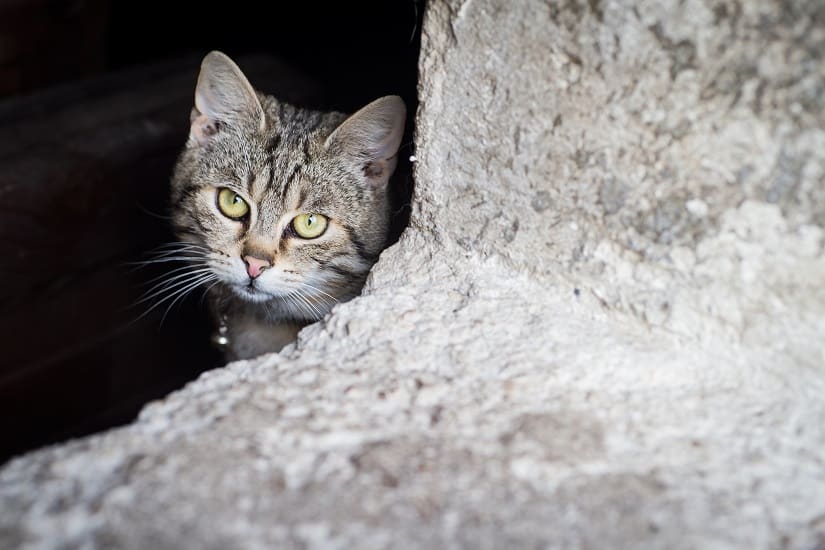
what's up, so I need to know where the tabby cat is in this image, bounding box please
[169,51,406,359]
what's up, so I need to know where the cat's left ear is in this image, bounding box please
[189,51,265,146]
[324,96,406,188]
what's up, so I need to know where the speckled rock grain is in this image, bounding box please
[2,1,825,548]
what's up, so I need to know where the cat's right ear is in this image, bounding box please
[189,51,265,147]
[324,96,406,189]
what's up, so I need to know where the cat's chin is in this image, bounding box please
[230,284,277,304]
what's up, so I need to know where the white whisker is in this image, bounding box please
[152,242,211,252]
[296,281,339,303]
[132,273,218,325]
[141,262,210,286]
[159,275,219,327]
[128,255,211,267]
[284,291,309,319]
[199,280,221,306]
[136,268,215,305]
[291,288,324,320]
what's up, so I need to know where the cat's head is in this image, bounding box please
[170,51,405,320]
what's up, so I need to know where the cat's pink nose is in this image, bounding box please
[243,255,270,279]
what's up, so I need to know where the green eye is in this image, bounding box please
[292,213,328,239]
[217,188,249,219]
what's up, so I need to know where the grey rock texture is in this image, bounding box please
[2,1,825,548]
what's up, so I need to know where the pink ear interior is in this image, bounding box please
[190,112,219,146]
[187,51,265,147]
[363,155,399,188]
[325,95,406,188]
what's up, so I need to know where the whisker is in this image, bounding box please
[283,291,304,319]
[295,284,336,318]
[140,262,211,286]
[137,264,213,292]
[159,275,218,327]
[143,246,211,259]
[132,273,217,325]
[288,289,312,318]
[125,242,213,270]
[149,248,209,260]
[288,291,314,320]
[296,281,338,303]
[292,288,324,320]
[199,280,221,306]
[150,242,212,252]
[126,255,211,268]
[153,275,217,327]
[134,268,215,306]
[135,204,173,221]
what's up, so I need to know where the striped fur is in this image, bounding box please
[170,52,405,359]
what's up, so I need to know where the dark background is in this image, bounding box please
[2,0,423,110]
[0,0,422,463]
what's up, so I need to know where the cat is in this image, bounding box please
[168,51,406,360]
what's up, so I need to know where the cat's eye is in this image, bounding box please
[216,188,249,219]
[292,213,328,239]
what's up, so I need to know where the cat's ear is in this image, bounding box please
[324,96,406,188]
[189,51,265,146]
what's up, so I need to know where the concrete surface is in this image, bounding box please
[2,1,824,548]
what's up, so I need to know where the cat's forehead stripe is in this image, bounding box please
[277,138,311,203]
[280,163,301,201]
[266,133,281,157]
[249,166,270,199]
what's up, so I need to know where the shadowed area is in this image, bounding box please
[0,1,422,462]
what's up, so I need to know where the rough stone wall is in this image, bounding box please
[2,1,824,548]
[416,0,825,358]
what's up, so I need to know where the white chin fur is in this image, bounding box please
[231,284,277,304]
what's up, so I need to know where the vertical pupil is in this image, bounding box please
[307,215,314,226]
